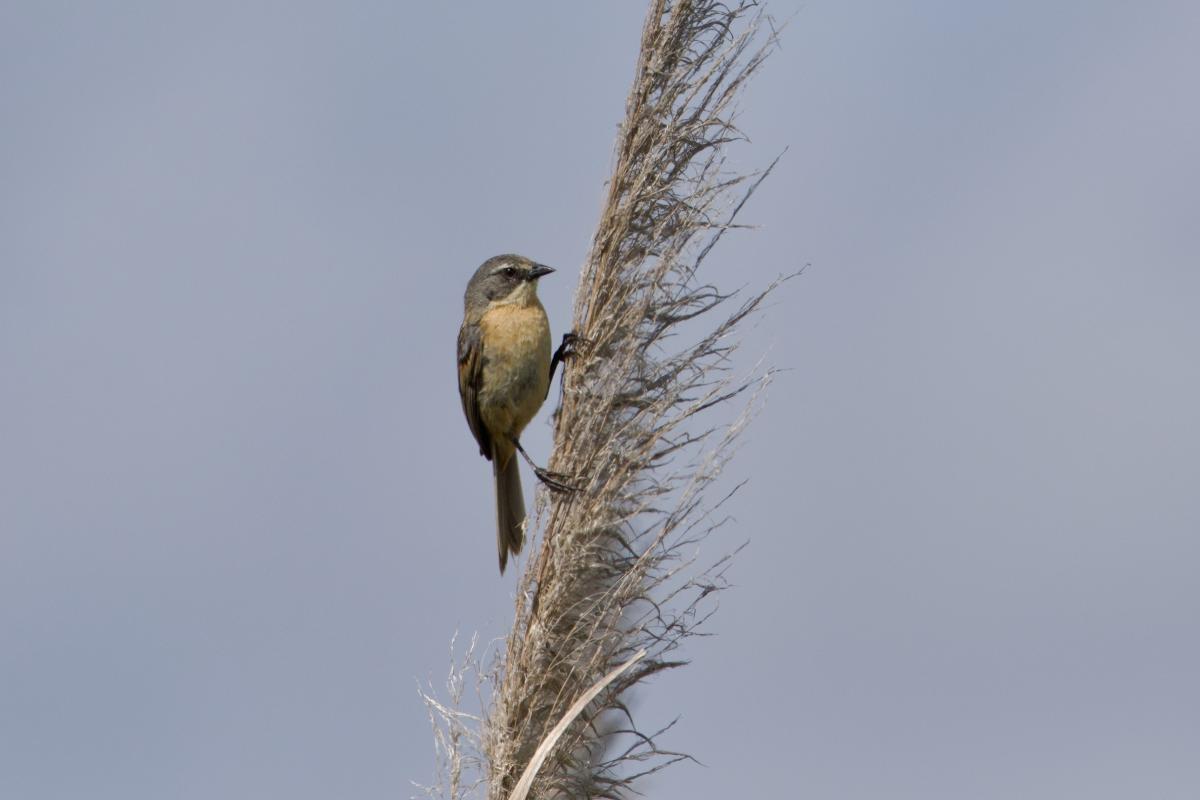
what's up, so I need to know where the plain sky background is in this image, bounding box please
[2,2,1198,798]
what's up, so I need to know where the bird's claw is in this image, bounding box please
[549,331,590,385]
[559,331,590,358]
[533,466,578,493]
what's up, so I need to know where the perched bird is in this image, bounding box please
[457,254,557,574]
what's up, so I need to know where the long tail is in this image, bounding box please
[494,456,526,574]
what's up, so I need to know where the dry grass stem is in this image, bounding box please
[508,650,648,800]
[416,634,486,800]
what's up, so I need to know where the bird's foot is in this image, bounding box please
[533,465,578,493]
[512,438,580,493]
[559,331,591,360]
[549,331,591,383]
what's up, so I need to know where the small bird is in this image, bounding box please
[457,254,559,574]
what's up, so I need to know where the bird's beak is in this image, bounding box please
[528,264,555,280]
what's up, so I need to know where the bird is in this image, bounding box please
[457,254,566,574]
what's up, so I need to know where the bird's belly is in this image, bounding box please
[477,303,551,439]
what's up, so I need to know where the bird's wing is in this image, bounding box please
[457,320,492,460]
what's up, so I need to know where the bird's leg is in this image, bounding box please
[548,331,590,385]
[513,438,577,493]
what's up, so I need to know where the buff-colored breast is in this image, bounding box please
[477,296,551,462]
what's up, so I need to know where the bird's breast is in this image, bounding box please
[477,301,551,437]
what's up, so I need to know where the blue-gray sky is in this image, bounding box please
[2,2,1197,798]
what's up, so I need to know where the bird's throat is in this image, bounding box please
[497,280,540,308]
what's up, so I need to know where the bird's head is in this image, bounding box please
[465,254,555,310]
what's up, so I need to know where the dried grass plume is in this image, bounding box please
[423,1,787,797]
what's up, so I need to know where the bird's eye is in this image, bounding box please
[503,267,517,278]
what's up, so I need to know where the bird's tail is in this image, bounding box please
[494,456,526,574]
